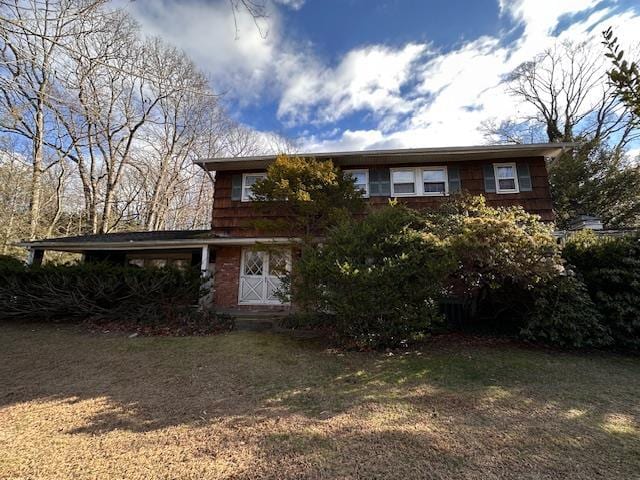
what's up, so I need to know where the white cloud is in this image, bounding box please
[278,43,429,127]
[298,1,640,152]
[120,0,282,101]
[272,0,305,10]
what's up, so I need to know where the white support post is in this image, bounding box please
[200,245,210,277]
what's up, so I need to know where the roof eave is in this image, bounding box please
[196,142,577,172]
[18,237,296,252]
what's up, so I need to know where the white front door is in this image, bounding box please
[239,248,290,305]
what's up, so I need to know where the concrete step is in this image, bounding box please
[234,318,277,331]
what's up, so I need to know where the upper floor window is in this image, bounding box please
[241,173,267,202]
[343,169,369,197]
[391,169,417,196]
[422,167,448,195]
[391,167,448,197]
[493,163,519,194]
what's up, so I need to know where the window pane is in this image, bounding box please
[498,178,516,190]
[497,166,515,179]
[392,170,414,184]
[244,174,264,186]
[243,251,264,276]
[423,169,445,182]
[424,182,446,193]
[394,183,415,194]
[268,251,288,276]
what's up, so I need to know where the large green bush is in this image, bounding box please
[287,204,455,349]
[563,230,640,349]
[0,262,206,329]
[520,274,611,348]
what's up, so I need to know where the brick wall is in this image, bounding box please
[213,246,241,308]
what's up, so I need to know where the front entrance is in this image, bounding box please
[238,247,290,305]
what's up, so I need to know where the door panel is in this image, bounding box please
[239,248,290,305]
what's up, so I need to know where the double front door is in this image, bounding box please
[239,248,290,305]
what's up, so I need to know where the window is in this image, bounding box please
[343,169,369,197]
[422,167,448,195]
[391,167,449,196]
[241,173,267,202]
[391,169,417,196]
[493,163,519,193]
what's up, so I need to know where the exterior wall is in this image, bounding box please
[213,246,241,308]
[211,156,554,237]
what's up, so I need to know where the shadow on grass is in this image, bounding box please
[1,322,639,477]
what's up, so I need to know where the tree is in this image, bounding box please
[485,40,640,228]
[0,0,106,238]
[250,155,365,237]
[603,27,640,118]
[286,204,455,349]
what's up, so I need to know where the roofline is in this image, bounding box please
[196,142,578,171]
[18,237,296,252]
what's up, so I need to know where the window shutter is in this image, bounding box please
[448,166,461,193]
[483,165,496,193]
[231,174,242,201]
[517,163,532,191]
[369,167,390,196]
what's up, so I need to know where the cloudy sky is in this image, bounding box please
[120,0,640,152]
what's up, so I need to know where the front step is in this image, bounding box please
[234,318,277,331]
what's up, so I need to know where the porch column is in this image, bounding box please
[26,248,44,266]
[200,245,210,277]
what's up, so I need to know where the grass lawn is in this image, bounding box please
[0,323,638,479]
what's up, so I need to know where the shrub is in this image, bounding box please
[520,274,611,348]
[563,230,640,349]
[0,262,209,331]
[286,204,455,349]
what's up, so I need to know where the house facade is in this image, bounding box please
[20,143,573,314]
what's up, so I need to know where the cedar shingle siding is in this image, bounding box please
[211,156,554,237]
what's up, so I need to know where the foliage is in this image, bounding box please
[520,274,611,348]
[563,230,640,349]
[250,155,364,236]
[427,194,562,297]
[0,262,214,331]
[549,145,640,228]
[603,27,640,118]
[286,204,455,349]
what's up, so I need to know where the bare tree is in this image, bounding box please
[0,0,106,239]
[487,41,639,151]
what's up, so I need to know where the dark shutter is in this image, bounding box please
[369,167,390,196]
[517,163,532,192]
[448,166,461,194]
[231,174,243,201]
[483,165,496,193]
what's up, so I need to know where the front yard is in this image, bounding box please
[0,323,638,479]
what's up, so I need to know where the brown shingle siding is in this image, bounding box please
[211,156,554,236]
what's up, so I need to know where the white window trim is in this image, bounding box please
[241,172,267,202]
[493,162,520,194]
[343,169,370,197]
[390,166,449,197]
[421,166,449,197]
[390,167,419,197]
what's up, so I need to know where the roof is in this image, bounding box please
[18,230,294,252]
[196,142,577,172]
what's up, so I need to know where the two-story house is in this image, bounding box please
[20,143,574,313]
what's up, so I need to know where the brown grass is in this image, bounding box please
[0,323,638,479]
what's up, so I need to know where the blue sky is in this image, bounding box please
[122,0,640,153]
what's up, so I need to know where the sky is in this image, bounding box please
[119,0,640,153]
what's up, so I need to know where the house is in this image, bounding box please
[19,142,574,314]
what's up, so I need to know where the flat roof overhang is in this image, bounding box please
[196,142,577,172]
[18,237,295,253]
